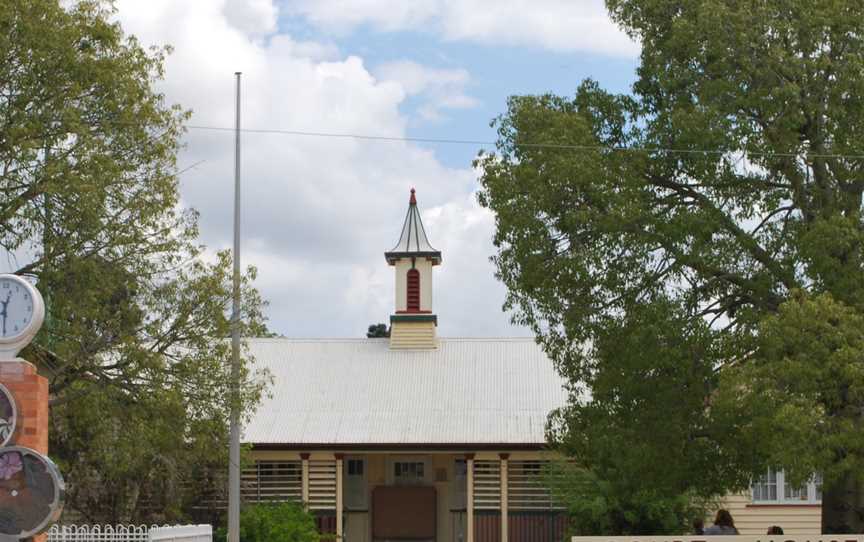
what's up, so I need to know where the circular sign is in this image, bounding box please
[0,384,14,447]
[0,447,64,540]
[0,274,45,361]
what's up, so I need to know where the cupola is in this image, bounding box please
[385,188,440,349]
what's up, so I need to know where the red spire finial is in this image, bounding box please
[409,187,416,204]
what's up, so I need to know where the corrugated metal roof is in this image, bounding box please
[384,189,442,264]
[243,337,568,446]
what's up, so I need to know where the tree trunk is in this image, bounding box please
[118,481,141,524]
[822,472,864,533]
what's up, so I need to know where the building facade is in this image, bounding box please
[242,190,821,540]
[243,337,569,542]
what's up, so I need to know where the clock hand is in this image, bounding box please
[0,291,9,336]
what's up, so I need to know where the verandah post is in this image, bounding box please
[300,453,310,509]
[335,453,344,540]
[500,453,509,542]
[466,453,475,542]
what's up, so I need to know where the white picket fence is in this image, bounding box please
[47,524,212,542]
[149,525,212,542]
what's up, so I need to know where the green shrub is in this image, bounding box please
[215,502,320,542]
[546,461,711,535]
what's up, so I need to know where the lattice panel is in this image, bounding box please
[308,459,337,510]
[242,460,302,503]
[473,460,501,510]
[507,460,558,510]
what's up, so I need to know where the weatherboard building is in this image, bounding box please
[241,190,822,541]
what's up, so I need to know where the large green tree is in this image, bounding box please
[478,0,864,532]
[0,0,269,522]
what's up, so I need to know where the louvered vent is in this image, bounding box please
[473,460,501,510]
[508,460,561,510]
[406,269,420,311]
[308,460,337,510]
[242,461,302,503]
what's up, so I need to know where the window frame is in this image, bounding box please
[343,456,368,510]
[388,455,430,486]
[751,468,822,505]
[450,458,468,511]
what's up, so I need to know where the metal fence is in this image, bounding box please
[47,524,212,542]
[48,525,153,542]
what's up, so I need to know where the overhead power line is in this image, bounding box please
[179,124,864,160]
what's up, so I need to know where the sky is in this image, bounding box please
[112,0,639,338]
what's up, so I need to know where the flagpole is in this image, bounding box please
[228,71,242,542]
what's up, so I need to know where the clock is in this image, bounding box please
[0,446,65,540]
[0,275,45,361]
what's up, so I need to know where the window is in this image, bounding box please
[752,468,821,504]
[785,481,805,501]
[406,269,420,311]
[451,459,467,510]
[344,457,367,509]
[814,473,823,500]
[347,459,364,476]
[394,461,426,485]
[752,468,778,501]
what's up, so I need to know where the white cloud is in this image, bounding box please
[223,0,279,36]
[286,0,440,33]
[285,0,639,56]
[427,191,528,337]
[287,38,341,61]
[113,0,523,338]
[374,60,478,122]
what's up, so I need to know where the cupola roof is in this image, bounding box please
[385,188,442,265]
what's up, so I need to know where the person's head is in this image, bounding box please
[767,526,784,535]
[714,509,735,528]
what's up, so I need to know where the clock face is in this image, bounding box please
[0,277,34,340]
[0,447,65,538]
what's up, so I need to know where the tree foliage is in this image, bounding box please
[477,0,864,532]
[366,323,390,338]
[546,461,709,535]
[0,0,270,522]
[714,291,864,529]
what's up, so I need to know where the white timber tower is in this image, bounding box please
[385,188,442,349]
